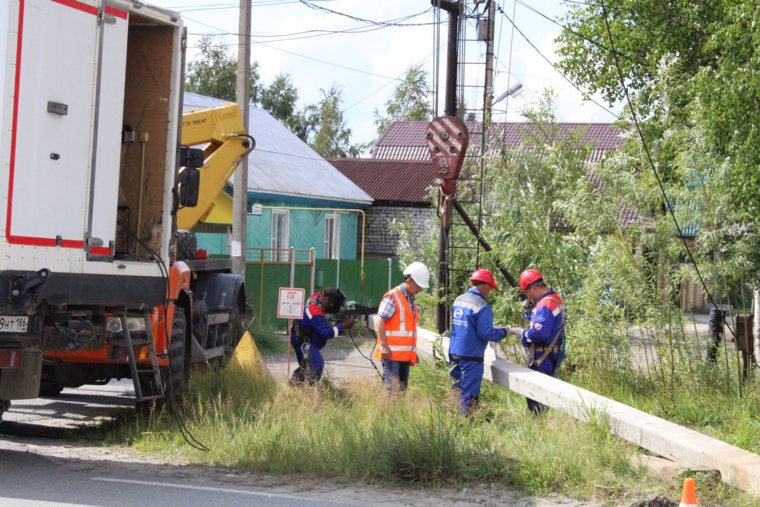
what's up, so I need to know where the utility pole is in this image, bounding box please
[482,0,495,127]
[232,0,251,276]
[431,0,461,335]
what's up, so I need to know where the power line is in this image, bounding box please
[257,42,401,81]
[598,0,737,344]
[297,1,436,27]
[496,3,617,118]
[187,22,391,45]
[515,0,626,61]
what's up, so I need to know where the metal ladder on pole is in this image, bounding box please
[446,1,495,296]
[121,308,164,403]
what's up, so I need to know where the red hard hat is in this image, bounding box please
[469,268,497,289]
[519,269,543,292]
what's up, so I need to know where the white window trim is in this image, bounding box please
[324,212,340,259]
[271,209,289,261]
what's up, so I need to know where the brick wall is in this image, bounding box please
[361,205,435,258]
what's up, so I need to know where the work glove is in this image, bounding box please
[342,318,356,330]
[504,325,522,337]
[521,298,534,319]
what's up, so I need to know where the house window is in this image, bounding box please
[324,213,340,259]
[271,210,289,261]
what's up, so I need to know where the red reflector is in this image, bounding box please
[0,349,23,368]
[195,249,208,260]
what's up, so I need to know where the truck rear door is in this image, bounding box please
[8,0,128,262]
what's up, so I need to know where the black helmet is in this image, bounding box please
[321,287,346,313]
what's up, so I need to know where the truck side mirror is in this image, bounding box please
[178,146,204,207]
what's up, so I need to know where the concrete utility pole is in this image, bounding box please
[431,0,462,335]
[482,0,495,126]
[232,0,251,276]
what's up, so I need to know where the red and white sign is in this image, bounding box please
[277,288,305,319]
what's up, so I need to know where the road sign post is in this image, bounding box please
[278,287,305,376]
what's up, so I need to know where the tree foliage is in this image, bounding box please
[556,0,760,283]
[374,65,433,136]
[260,73,298,125]
[185,35,261,103]
[297,84,358,158]
[184,39,363,157]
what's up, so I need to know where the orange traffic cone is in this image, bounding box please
[679,477,698,507]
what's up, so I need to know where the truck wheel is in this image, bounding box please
[138,307,188,410]
[176,231,197,261]
[0,399,9,420]
[163,306,188,405]
[226,306,244,355]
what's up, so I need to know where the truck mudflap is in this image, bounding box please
[0,349,42,400]
[190,272,245,363]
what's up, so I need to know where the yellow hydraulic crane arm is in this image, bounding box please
[177,103,254,230]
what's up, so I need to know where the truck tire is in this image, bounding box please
[222,305,243,359]
[176,231,197,261]
[138,307,187,410]
[163,306,188,405]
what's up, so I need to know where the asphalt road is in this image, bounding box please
[0,446,352,507]
[0,382,369,507]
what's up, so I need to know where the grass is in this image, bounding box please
[95,334,760,506]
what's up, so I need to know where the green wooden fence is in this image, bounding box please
[245,256,405,327]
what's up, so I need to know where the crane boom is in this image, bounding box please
[178,104,254,230]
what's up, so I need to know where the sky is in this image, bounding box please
[148,0,622,147]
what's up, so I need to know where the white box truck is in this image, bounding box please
[0,0,247,418]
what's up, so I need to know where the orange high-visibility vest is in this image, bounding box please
[374,286,419,364]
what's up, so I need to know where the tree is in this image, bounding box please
[297,84,357,158]
[556,0,760,282]
[374,65,433,136]
[185,35,261,103]
[260,73,299,125]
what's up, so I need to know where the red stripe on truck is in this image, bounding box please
[0,349,23,369]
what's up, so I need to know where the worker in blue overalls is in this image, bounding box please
[448,269,508,415]
[506,269,566,415]
[290,287,354,383]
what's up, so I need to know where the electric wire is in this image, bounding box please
[515,0,625,60]
[597,0,739,346]
[496,4,617,118]
[347,327,382,380]
[297,1,436,27]
[120,225,210,452]
[503,0,518,121]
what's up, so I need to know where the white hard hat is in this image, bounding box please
[403,261,430,289]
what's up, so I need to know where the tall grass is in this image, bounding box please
[96,358,754,506]
[93,333,760,507]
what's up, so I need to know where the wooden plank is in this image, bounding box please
[417,328,760,497]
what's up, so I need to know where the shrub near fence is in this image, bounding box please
[246,257,405,327]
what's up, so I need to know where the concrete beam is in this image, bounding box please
[417,329,760,497]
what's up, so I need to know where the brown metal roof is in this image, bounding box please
[328,158,435,205]
[373,121,626,161]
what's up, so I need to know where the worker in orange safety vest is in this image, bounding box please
[372,261,430,391]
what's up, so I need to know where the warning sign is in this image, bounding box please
[277,288,305,319]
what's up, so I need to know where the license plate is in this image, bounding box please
[0,315,28,334]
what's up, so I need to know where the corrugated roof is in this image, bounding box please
[329,159,435,205]
[183,92,372,206]
[373,121,625,161]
